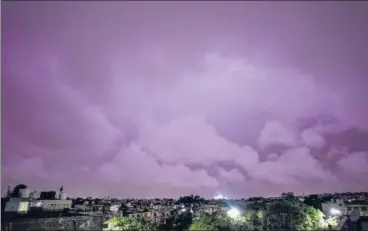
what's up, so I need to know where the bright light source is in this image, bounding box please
[181,208,186,212]
[214,194,228,200]
[330,208,341,216]
[227,208,240,218]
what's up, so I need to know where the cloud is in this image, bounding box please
[300,127,326,148]
[338,151,368,174]
[2,50,363,197]
[3,3,368,198]
[217,168,246,183]
[100,143,219,192]
[253,147,336,185]
[267,153,279,161]
[138,117,259,170]
[258,121,298,149]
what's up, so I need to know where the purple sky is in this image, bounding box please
[2,2,368,198]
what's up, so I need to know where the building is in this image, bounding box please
[74,204,90,212]
[4,198,29,213]
[336,212,368,231]
[33,199,72,211]
[322,199,368,217]
[322,199,347,216]
[346,201,368,216]
[4,184,31,214]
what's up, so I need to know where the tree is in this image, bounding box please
[104,217,154,230]
[264,200,324,231]
[190,211,231,230]
[304,194,322,210]
[173,212,193,230]
[189,219,216,230]
[191,209,255,231]
[281,192,296,200]
[241,209,264,230]
[177,195,205,205]
[324,216,339,229]
[304,205,324,230]
[158,218,174,230]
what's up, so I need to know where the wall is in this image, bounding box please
[321,201,347,216]
[4,198,29,213]
[41,199,72,211]
[4,215,104,231]
[347,205,368,216]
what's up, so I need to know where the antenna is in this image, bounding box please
[6,185,11,197]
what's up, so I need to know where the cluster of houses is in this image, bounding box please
[3,185,368,231]
[2,184,226,226]
[70,196,225,224]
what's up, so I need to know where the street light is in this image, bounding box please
[227,208,240,219]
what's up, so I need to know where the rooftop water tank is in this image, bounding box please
[59,192,67,200]
[30,191,40,199]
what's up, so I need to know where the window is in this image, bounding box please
[348,207,352,211]
[361,207,367,211]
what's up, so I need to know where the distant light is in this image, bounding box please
[330,208,341,216]
[214,194,228,200]
[181,208,186,212]
[227,208,240,218]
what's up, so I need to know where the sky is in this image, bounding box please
[2,1,368,198]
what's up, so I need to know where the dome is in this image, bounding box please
[11,184,28,197]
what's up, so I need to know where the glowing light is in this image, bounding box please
[181,208,186,212]
[330,208,341,216]
[227,208,240,218]
[214,194,228,200]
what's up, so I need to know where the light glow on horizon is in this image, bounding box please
[214,194,228,200]
[227,207,240,218]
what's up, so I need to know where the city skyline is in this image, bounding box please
[2,1,368,198]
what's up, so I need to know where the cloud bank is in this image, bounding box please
[2,2,368,197]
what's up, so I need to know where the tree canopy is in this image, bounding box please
[177,194,205,205]
[104,197,327,231]
[264,199,325,230]
[190,200,325,231]
[103,217,154,231]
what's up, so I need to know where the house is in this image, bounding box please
[37,199,72,211]
[336,212,368,231]
[346,201,368,216]
[74,204,90,212]
[92,204,104,213]
[4,197,29,213]
[322,199,347,216]
[127,211,144,219]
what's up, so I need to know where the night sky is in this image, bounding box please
[2,2,368,198]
